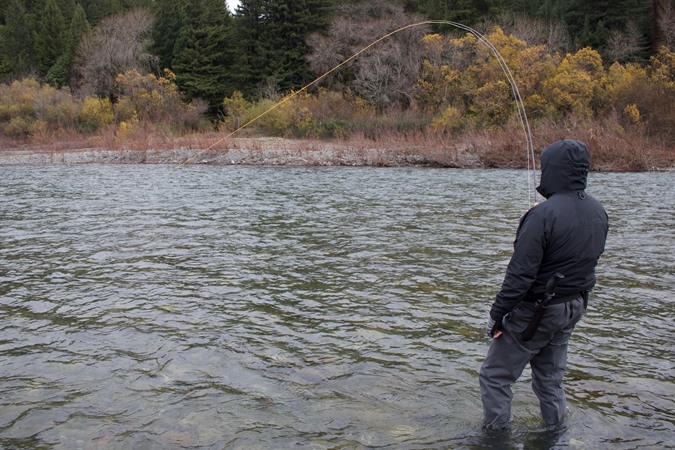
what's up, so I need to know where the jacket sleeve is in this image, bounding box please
[489,208,546,321]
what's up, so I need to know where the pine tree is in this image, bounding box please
[563,0,649,54]
[231,0,269,97]
[232,0,334,97]
[80,0,123,24]
[48,3,91,86]
[0,0,11,23]
[264,0,334,92]
[408,0,499,25]
[172,0,235,115]
[120,0,153,9]
[0,0,36,78]
[150,0,185,71]
[67,3,92,50]
[56,0,77,23]
[35,0,67,76]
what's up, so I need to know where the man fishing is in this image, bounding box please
[479,139,609,430]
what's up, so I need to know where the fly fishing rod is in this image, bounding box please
[187,20,539,208]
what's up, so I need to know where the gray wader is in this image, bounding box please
[479,296,585,429]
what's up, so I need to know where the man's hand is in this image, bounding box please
[486,316,503,339]
[486,317,495,338]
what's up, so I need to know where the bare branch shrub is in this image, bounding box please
[483,11,570,54]
[654,0,675,50]
[606,22,647,63]
[71,8,156,99]
[307,0,428,110]
[34,84,79,130]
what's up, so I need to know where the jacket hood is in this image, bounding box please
[536,140,590,199]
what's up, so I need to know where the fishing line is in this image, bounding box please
[181,20,538,207]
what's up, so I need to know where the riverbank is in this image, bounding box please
[1,131,673,171]
[0,134,489,168]
[0,137,475,167]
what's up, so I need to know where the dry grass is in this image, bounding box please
[1,122,672,171]
[531,119,675,171]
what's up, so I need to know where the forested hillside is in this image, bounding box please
[1,0,669,96]
[0,0,673,170]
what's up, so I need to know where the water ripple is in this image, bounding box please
[1,165,673,449]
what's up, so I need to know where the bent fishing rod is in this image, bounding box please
[183,20,539,208]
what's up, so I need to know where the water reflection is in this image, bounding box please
[0,165,673,449]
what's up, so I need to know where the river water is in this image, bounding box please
[0,165,673,449]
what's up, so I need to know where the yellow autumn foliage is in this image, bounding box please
[0,27,673,145]
[649,46,675,88]
[623,103,641,124]
[222,91,250,131]
[431,105,466,132]
[114,69,187,124]
[79,97,114,132]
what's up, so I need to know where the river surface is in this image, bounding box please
[0,165,673,449]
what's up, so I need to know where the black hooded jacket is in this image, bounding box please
[489,140,609,322]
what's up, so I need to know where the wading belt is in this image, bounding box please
[521,290,588,342]
[521,273,565,341]
[524,292,583,305]
[522,275,591,341]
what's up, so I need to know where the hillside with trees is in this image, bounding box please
[0,0,673,170]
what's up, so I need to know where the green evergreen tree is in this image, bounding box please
[614,0,650,58]
[406,0,501,25]
[47,3,90,86]
[0,0,12,23]
[56,0,76,23]
[80,0,123,24]
[232,0,334,97]
[67,3,92,50]
[35,0,67,76]
[172,0,235,115]
[150,0,185,71]
[0,0,36,78]
[263,0,334,92]
[498,0,652,55]
[120,0,152,9]
[231,0,269,97]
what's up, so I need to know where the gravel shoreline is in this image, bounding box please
[0,137,482,167]
[4,137,671,170]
